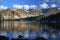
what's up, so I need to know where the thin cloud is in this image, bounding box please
[40,3,49,9]
[51,4,57,8]
[13,4,23,9]
[23,5,30,10]
[0,5,8,10]
[13,4,37,10]
[30,5,37,9]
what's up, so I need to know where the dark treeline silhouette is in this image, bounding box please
[35,37,46,40]
[40,12,60,33]
[40,12,60,23]
[21,16,40,21]
[48,12,60,30]
[0,35,9,40]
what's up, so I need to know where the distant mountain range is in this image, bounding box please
[0,8,60,20]
[0,9,41,20]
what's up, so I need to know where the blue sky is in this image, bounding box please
[0,0,60,10]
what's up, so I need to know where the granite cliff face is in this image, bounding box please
[0,9,42,20]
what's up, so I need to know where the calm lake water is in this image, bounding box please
[0,21,60,40]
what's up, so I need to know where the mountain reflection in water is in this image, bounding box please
[0,21,60,40]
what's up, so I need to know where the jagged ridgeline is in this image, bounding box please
[0,9,42,20]
[0,8,59,21]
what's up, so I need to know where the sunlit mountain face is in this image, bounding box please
[0,0,60,10]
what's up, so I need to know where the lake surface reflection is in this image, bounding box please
[0,21,60,39]
[0,21,42,32]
